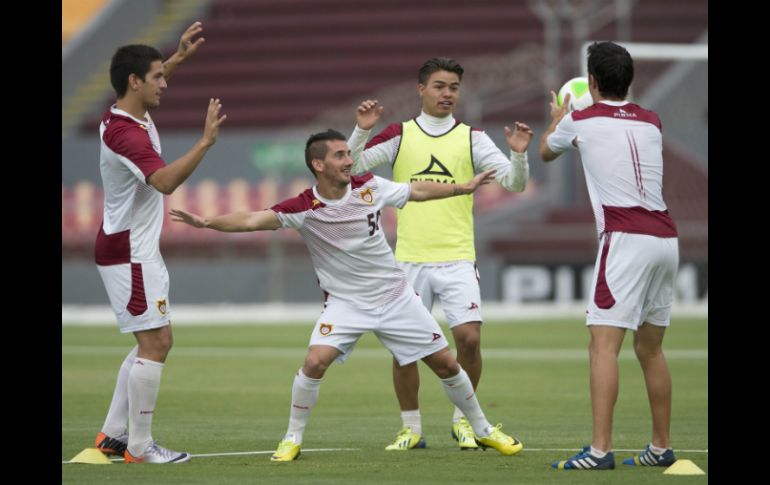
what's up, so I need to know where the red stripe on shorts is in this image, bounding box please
[127,263,148,316]
[594,233,616,309]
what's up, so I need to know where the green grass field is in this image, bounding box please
[62,318,707,484]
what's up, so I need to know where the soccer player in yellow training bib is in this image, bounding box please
[348,57,533,451]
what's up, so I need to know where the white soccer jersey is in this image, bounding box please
[95,106,166,265]
[547,101,677,238]
[271,174,412,309]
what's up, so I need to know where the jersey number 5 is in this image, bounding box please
[367,210,381,236]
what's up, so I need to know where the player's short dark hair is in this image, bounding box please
[587,41,634,99]
[418,57,464,85]
[110,44,164,98]
[304,129,347,177]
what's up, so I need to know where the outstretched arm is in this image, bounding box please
[409,169,497,202]
[170,208,282,232]
[540,91,570,162]
[163,21,206,81]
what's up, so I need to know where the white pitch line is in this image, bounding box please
[190,447,359,458]
[61,302,709,325]
[61,345,707,361]
[63,446,707,464]
[524,448,708,453]
[62,447,359,464]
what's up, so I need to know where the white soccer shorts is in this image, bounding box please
[586,232,679,330]
[96,259,171,333]
[308,288,450,366]
[397,260,483,327]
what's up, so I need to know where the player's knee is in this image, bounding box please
[153,332,173,356]
[442,362,462,379]
[455,333,480,357]
[634,340,663,360]
[137,332,173,361]
[303,355,330,377]
[453,323,481,355]
[589,339,621,358]
[432,357,461,379]
[163,332,174,351]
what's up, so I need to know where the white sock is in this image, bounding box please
[401,410,422,435]
[452,406,465,424]
[285,369,321,444]
[439,368,491,437]
[649,443,668,455]
[101,345,138,437]
[590,446,608,458]
[127,357,164,456]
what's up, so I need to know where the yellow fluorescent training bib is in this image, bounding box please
[392,120,475,262]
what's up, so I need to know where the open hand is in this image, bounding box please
[504,122,534,153]
[169,208,206,228]
[356,99,384,130]
[549,90,570,122]
[177,21,205,61]
[463,168,498,193]
[202,98,227,145]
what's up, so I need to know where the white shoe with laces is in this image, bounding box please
[124,442,191,464]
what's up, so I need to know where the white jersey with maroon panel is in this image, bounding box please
[95,106,170,332]
[547,101,677,238]
[271,173,412,310]
[546,101,679,329]
[96,106,166,264]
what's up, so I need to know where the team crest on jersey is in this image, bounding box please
[358,188,375,204]
[432,333,441,342]
[319,323,333,336]
[156,299,167,316]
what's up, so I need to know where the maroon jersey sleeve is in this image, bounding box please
[103,119,165,179]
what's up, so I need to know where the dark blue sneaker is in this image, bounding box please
[552,446,615,470]
[622,445,676,466]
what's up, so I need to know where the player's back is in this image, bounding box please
[571,102,676,238]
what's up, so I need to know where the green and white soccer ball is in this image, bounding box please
[557,77,593,111]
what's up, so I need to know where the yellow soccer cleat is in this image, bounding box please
[476,423,523,456]
[451,417,479,450]
[270,438,301,462]
[385,427,427,451]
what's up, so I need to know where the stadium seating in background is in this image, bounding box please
[76,0,707,133]
[62,0,107,45]
[62,176,537,257]
[81,0,544,132]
